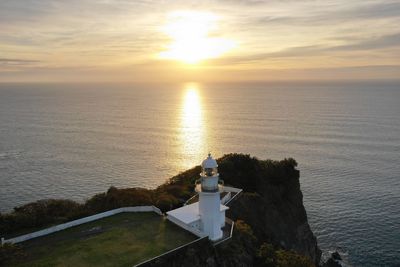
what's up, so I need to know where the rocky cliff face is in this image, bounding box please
[219,154,321,265]
[227,186,320,264]
[144,154,321,266]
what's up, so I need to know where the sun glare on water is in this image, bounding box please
[182,84,201,129]
[179,83,206,168]
[159,11,236,64]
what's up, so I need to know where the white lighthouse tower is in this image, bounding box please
[167,153,232,241]
[197,153,224,240]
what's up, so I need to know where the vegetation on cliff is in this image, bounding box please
[0,154,320,266]
[139,220,314,267]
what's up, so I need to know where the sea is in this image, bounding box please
[0,81,399,266]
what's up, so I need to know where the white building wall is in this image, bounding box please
[220,211,225,227]
[166,216,206,238]
[198,192,222,241]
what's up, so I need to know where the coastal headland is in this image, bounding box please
[1,154,322,266]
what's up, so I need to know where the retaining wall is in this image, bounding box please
[2,206,162,245]
[166,215,206,238]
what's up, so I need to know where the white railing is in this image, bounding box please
[185,185,242,206]
[221,192,232,204]
[1,206,162,245]
[134,236,207,267]
[214,217,235,246]
[184,193,198,206]
[222,185,242,193]
[224,188,243,206]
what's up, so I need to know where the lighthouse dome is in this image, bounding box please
[202,153,218,169]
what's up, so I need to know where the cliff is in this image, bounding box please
[0,154,321,266]
[144,154,321,266]
[219,154,321,263]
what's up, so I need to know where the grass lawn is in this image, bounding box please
[9,212,197,267]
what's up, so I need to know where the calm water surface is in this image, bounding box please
[0,82,399,266]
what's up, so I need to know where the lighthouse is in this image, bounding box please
[197,153,224,240]
[166,153,238,242]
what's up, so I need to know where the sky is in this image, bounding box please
[1,0,399,83]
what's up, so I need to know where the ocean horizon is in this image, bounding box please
[0,81,399,266]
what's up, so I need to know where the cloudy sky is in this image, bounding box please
[1,0,399,82]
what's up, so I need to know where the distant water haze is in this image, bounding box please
[0,82,399,266]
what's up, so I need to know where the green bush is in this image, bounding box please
[216,220,258,266]
[0,243,26,266]
[0,199,83,235]
[275,249,314,267]
[258,242,314,267]
[258,243,276,267]
[155,193,179,212]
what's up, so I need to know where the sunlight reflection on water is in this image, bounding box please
[1,82,399,266]
[180,83,206,169]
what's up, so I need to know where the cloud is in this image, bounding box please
[0,58,41,66]
[0,0,399,81]
[339,1,400,20]
[0,0,54,23]
[333,33,400,50]
[221,32,400,63]
[279,32,400,56]
[249,1,400,28]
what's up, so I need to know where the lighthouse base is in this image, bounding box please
[166,201,228,240]
[199,191,226,240]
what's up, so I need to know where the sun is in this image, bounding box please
[159,11,236,64]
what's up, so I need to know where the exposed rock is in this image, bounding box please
[323,258,342,267]
[219,154,321,265]
[322,252,343,267]
[331,251,342,261]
